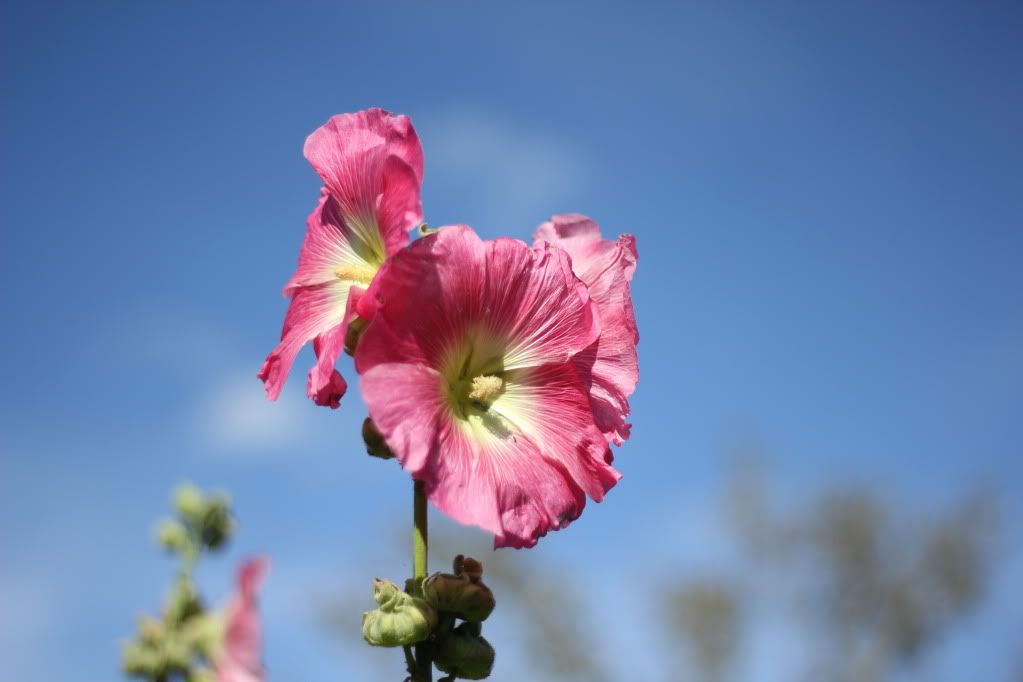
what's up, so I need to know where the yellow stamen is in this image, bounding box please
[335,262,377,284]
[468,375,504,403]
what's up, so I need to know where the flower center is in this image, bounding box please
[335,262,378,285]
[467,375,504,404]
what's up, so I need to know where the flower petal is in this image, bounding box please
[216,556,270,682]
[359,362,590,549]
[535,214,639,444]
[492,363,620,501]
[357,226,619,547]
[258,281,349,401]
[305,287,363,408]
[303,109,422,251]
[355,226,600,374]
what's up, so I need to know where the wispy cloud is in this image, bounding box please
[420,108,587,235]
[195,372,312,453]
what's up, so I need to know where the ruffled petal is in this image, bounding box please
[355,226,600,374]
[258,281,349,401]
[492,363,620,501]
[305,287,363,408]
[357,226,618,547]
[262,109,425,406]
[303,109,422,251]
[534,214,639,444]
[216,557,269,682]
[359,362,590,549]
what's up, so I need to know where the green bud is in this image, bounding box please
[165,579,203,626]
[121,641,161,676]
[156,519,192,554]
[197,495,233,550]
[362,418,395,459]
[138,614,165,644]
[173,483,205,521]
[361,579,437,647]
[161,632,192,670]
[344,317,369,356]
[422,560,495,623]
[181,612,223,660]
[434,622,495,680]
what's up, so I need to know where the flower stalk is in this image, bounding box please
[413,479,432,681]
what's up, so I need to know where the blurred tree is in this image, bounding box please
[315,463,997,682]
[665,581,741,682]
[723,461,997,682]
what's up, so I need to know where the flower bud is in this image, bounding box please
[121,641,161,676]
[362,418,394,460]
[181,612,223,660]
[197,495,233,550]
[138,614,165,644]
[422,560,495,623]
[434,622,495,680]
[165,579,203,626]
[161,633,192,670]
[156,519,191,554]
[457,555,484,583]
[361,579,437,647]
[173,483,205,521]
[344,317,368,356]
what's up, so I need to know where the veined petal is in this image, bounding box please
[258,281,351,402]
[492,363,620,501]
[283,191,382,296]
[359,362,590,549]
[262,109,424,407]
[303,109,422,256]
[354,226,600,374]
[357,226,619,548]
[535,214,639,444]
[304,108,423,188]
[306,287,363,408]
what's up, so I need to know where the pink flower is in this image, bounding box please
[355,226,621,548]
[216,557,270,682]
[534,214,639,446]
[258,109,424,408]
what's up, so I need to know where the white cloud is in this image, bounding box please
[195,372,310,453]
[420,109,587,233]
[0,577,60,681]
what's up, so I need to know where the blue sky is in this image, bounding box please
[2,1,1021,680]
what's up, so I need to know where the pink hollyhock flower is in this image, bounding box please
[215,557,270,682]
[534,214,638,446]
[355,226,621,548]
[258,109,424,408]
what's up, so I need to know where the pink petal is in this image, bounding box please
[305,287,362,408]
[260,110,425,406]
[534,214,639,445]
[357,226,619,547]
[216,557,270,682]
[355,226,600,373]
[258,282,349,402]
[303,109,422,249]
[360,361,598,548]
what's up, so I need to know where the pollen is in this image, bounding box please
[335,262,377,284]
[468,375,504,404]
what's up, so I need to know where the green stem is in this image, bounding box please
[412,479,432,682]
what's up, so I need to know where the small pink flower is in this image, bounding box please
[534,214,639,446]
[355,226,621,548]
[259,109,424,408]
[216,557,270,682]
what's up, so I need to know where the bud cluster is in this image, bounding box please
[361,554,497,680]
[121,483,235,681]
